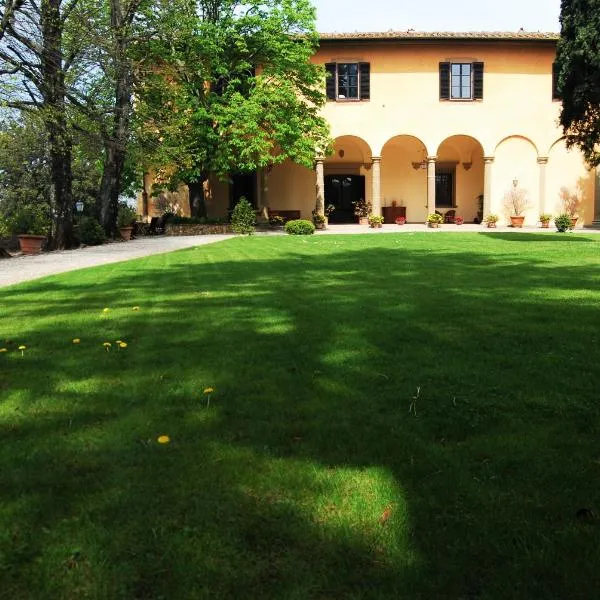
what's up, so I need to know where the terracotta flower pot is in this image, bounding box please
[541,221,550,228]
[17,234,46,255]
[119,226,134,241]
[486,222,497,228]
[358,217,369,225]
[510,215,525,228]
[428,222,440,228]
[570,217,578,227]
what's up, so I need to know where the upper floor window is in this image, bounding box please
[325,62,370,101]
[439,61,484,101]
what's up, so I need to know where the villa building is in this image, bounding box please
[140,30,600,227]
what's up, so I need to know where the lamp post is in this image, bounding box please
[75,201,84,214]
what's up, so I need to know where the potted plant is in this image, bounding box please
[427,213,444,228]
[395,216,406,225]
[559,187,581,228]
[368,214,384,229]
[484,214,499,228]
[539,213,552,229]
[269,214,286,229]
[117,202,137,240]
[554,213,574,233]
[455,216,464,225]
[353,198,372,225]
[9,204,51,255]
[312,213,327,230]
[504,182,531,228]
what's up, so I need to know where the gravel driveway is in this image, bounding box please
[0,235,233,288]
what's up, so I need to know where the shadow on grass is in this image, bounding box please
[1,235,599,599]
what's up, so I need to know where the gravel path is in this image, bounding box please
[0,235,233,288]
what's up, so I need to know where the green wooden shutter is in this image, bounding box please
[552,62,562,100]
[473,62,484,100]
[359,62,370,100]
[325,63,336,100]
[439,62,450,100]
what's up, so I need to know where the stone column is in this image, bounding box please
[261,168,270,221]
[537,156,548,216]
[371,156,382,216]
[427,156,437,216]
[594,167,600,227]
[483,156,495,219]
[315,158,325,216]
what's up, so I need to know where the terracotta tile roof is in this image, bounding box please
[319,31,560,42]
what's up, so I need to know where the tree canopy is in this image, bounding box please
[135,0,331,216]
[556,0,600,166]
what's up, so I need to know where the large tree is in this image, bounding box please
[135,0,331,217]
[556,0,600,166]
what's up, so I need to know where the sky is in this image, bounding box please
[313,0,561,34]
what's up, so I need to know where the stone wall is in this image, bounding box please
[165,224,233,236]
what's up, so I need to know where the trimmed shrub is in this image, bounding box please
[231,197,256,235]
[285,219,315,235]
[554,213,573,233]
[79,217,106,246]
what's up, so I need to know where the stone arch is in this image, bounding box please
[380,135,429,223]
[436,136,485,222]
[493,135,540,224]
[324,136,373,223]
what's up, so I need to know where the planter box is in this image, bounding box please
[166,224,234,236]
[18,234,46,255]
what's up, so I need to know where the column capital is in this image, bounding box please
[427,155,438,163]
[371,156,382,163]
[314,157,325,167]
[483,156,495,164]
[537,156,549,165]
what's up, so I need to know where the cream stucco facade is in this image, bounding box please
[140,31,600,227]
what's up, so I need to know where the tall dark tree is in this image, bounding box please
[556,0,600,166]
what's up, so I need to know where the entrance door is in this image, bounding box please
[325,175,366,223]
[230,173,257,209]
[435,167,455,208]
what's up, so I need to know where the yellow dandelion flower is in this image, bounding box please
[119,342,128,349]
[132,306,140,311]
[0,348,7,353]
[103,342,111,352]
[203,387,214,394]
[102,308,109,313]
[18,345,26,351]
[115,340,122,345]
[157,435,170,444]
[72,338,81,344]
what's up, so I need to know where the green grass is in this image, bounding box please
[1,232,599,599]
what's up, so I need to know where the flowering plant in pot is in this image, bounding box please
[539,213,552,228]
[8,204,51,254]
[269,215,286,228]
[395,216,406,225]
[353,198,372,224]
[426,213,444,228]
[454,216,464,225]
[368,214,384,228]
[117,202,138,240]
[484,214,499,228]
[312,212,327,229]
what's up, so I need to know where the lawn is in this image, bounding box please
[1,232,599,599]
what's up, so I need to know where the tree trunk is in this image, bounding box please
[99,0,133,236]
[188,178,208,218]
[41,0,74,249]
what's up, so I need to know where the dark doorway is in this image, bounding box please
[435,167,455,208]
[230,173,257,210]
[325,175,366,223]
